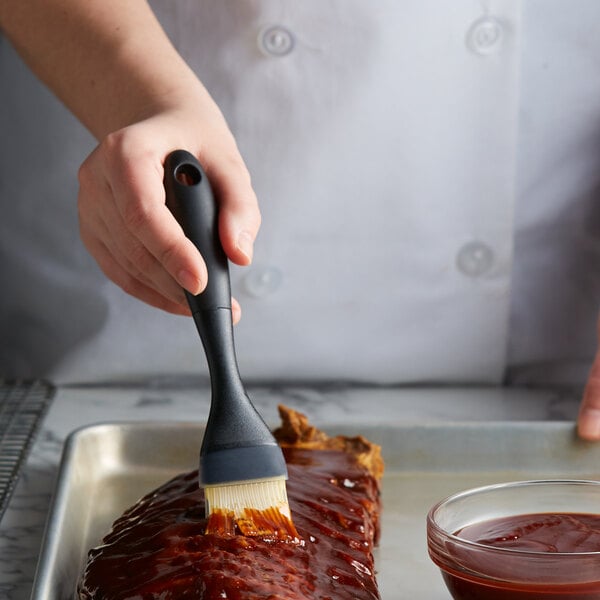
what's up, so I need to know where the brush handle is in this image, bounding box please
[163,150,239,392]
[163,150,231,314]
[164,150,285,485]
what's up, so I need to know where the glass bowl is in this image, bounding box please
[427,479,600,600]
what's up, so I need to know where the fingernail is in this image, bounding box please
[236,231,254,263]
[177,269,202,295]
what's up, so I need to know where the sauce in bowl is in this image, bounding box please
[442,512,600,600]
[427,481,600,600]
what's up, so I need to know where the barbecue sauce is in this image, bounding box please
[205,506,299,539]
[78,447,381,600]
[441,512,600,600]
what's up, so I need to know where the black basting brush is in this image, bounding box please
[164,150,297,539]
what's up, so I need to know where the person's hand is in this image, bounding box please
[77,89,260,322]
[1,0,259,322]
[577,316,600,440]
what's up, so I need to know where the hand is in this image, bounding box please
[577,316,600,440]
[1,0,259,322]
[77,91,260,322]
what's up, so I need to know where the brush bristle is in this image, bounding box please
[204,478,299,540]
[205,477,290,517]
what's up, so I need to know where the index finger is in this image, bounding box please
[578,351,600,441]
[109,150,208,295]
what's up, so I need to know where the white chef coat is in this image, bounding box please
[0,0,598,385]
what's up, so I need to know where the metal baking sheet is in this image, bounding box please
[31,421,600,599]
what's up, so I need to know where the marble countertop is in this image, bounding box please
[0,383,583,600]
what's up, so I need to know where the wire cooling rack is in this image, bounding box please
[0,380,55,521]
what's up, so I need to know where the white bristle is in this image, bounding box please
[205,477,290,519]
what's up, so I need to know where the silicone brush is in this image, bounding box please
[164,150,297,539]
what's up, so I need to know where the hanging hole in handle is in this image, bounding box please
[175,163,202,186]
